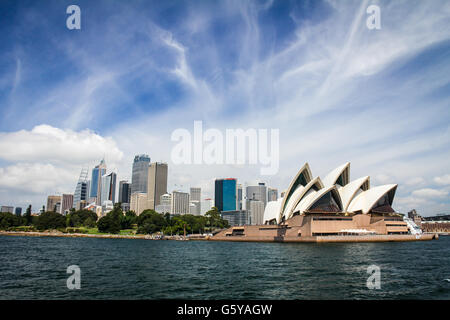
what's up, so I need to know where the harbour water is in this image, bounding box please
[0,235,449,299]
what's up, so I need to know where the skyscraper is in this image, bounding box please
[249,200,265,225]
[155,193,172,214]
[268,188,278,202]
[190,187,201,202]
[237,184,243,210]
[61,194,74,215]
[47,195,61,212]
[101,172,117,205]
[147,162,168,210]
[1,206,14,213]
[90,159,107,205]
[171,191,190,215]
[215,178,237,212]
[246,182,267,208]
[118,180,131,204]
[74,168,89,210]
[15,207,22,216]
[201,198,214,215]
[131,154,151,194]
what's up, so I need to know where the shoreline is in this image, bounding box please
[0,231,199,240]
[0,230,440,243]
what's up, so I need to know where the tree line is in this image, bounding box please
[0,204,229,235]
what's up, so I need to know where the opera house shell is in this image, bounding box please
[212,162,437,242]
[264,162,397,225]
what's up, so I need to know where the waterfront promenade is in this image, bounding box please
[0,230,438,243]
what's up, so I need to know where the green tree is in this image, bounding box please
[66,209,98,227]
[205,207,229,229]
[24,205,32,226]
[97,203,123,234]
[34,211,66,231]
[97,215,121,234]
[137,210,167,234]
[0,212,22,229]
[120,210,137,230]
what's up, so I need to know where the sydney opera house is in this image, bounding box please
[212,162,437,242]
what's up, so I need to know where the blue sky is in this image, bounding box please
[0,0,449,215]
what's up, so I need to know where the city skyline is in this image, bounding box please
[0,0,449,216]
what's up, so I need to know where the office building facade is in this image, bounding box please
[131,154,151,194]
[1,206,14,213]
[215,178,237,212]
[15,207,22,216]
[101,172,117,205]
[118,180,131,204]
[190,187,201,202]
[47,195,61,212]
[221,210,249,226]
[90,159,107,205]
[268,188,278,202]
[249,200,265,225]
[61,194,74,215]
[171,191,190,215]
[147,162,168,210]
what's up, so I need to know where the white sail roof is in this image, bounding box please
[338,176,370,212]
[283,177,324,221]
[347,184,397,214]
[263,198,283,224]
[322,162,350,187]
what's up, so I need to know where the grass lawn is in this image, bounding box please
[80,227,137,236]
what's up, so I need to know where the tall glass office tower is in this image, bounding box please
[214,178,237,212]
[74,168,89,209]
[90,159,107,205]
[101,172,117,205]
[131,154,151,194]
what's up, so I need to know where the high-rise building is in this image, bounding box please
[102,200,114,216]
[189,201,201,215]
[237,184,243,210]
[47,195,61,212]
[246,183,267,208]
[249,200,265,225]
[101,172,117,205]
[1,206,14,213]
[268,188,278,202]
[77,200,88,211]
[15,207,22,216]
[147,162,168,210]
[190,187,201,202]
[74,168,89,210]
[171,191,190,215]
[130,192,148,215]
[215,178,237,212]
[131,154,151,194]
[118,181,131,204]
[201,198,214,215]
[90,159,107,205]
[61,194,74,215]
[155,193,172,214]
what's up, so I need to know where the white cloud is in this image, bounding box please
[0,125,125,209]
[411,188,448,199]
[405,177,425,186]
[433,174,450,185]
[0,163,74,194]
[0,125,123,165]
